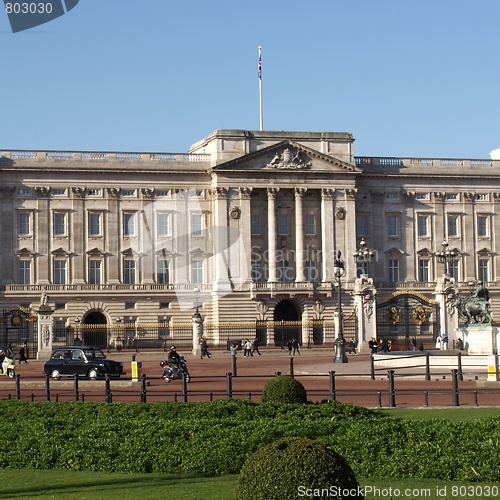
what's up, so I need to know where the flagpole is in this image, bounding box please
[258,46,263,131]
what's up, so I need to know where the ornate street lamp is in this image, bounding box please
[353,237,375,274]
[333,251,348,364]
[435,240,457,277]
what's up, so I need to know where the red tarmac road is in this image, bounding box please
[1,349,499,408]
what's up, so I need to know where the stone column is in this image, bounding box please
[295,188,307,282]
[35,188,51,284]
[191,311,203,356]
[71,187,86,284]
[434,275,458,347]
[37,293,54,360]
[106,188,121,284]
[267,187,279,282]
[352,275,377,353]
[238,187,253,285]
[321,189,335,283]
[212,187,232,292]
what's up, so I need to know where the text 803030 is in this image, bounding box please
[5,3,53,14]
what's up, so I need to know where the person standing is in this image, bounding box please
[411,337,417,351]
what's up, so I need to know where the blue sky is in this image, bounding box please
[1,0,500,159]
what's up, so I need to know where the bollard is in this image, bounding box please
[289,357,294,379]
[377,392,382,408]
[388,370,396,408]
[140,375,147,403]
[474,390,478,407]
[181,373,188,402]
[232,354,238,378]
[45,373,51,402]
[329,371,336,401]
[370,357,375,380]
[226,372,233,399]
[73,373,79,401]
[425,353,431,381]
[457,352,463,381]
[451,369,460,407]
[105,374,112,403]
[15,374,21,400]
[424,391,429,407]
[209,392,213,402]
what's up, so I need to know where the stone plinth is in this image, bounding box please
[459,324,499,355]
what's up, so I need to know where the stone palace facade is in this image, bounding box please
[1,128,500,351]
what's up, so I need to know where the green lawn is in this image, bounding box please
[0,469,498,499]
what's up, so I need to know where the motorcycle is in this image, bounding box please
[0,353,16,378]
[160,356,191,383]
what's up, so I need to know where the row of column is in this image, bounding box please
[213,187,356,286]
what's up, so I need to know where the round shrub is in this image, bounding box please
[261,376,307,404]
[237,437,362,500]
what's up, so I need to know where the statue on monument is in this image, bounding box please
[453,281,492,324]
[39,288,48,307]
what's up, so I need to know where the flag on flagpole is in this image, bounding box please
[258,46,262,80]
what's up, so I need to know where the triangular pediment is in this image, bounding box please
[211,141,359,174]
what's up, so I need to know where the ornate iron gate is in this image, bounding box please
[0,307,38,357]
[376,292,439,350]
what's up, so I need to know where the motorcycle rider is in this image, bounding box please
[167,345,182,378]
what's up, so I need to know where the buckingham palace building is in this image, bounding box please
[1,128,500,354]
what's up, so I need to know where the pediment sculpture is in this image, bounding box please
[266,148,311,170]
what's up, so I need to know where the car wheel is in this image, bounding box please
[184,374,191,383]
[51,369,61,380]
[88,368,99,380]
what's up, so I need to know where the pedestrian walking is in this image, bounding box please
[292,338,301,356]
[18,346,28,364]
[252,337,262,356]
[200,338,211,359]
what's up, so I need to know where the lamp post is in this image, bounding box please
[435,240,457,277]
[333,251,348,364]
[353,237,375,275]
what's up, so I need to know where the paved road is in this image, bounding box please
[1,349,499,407]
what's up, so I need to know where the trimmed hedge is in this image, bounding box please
[0,400,498,482]
[261,375,307,403]
[237,437,362,499]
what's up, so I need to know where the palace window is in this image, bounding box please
[417,215,430,237]
[418,259,430,282]
[88,213,102,237]
[191,214,203,237]
[305,214,316,236]
[53,212,67,237]
[157,259,170,284]
[17,212,31,236]
[387,215,399,238]
[449,260,459,281]
[157,213,171,237]
[18,260,31,284]
[479,259,489,282]
[447,214,460,238]
[356,215,368,237]
[89,260,102,285]
[277,259,292,282]
[251,214,261,236]
[53,260,67,285]
[477,215,489,238]
[251,260,263,282]
[305,260,320,282]
[123,213,136,237]
[191,260,203,284]
[388,259,400,283]
[124,260,136,284]
[278,214,289,236]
